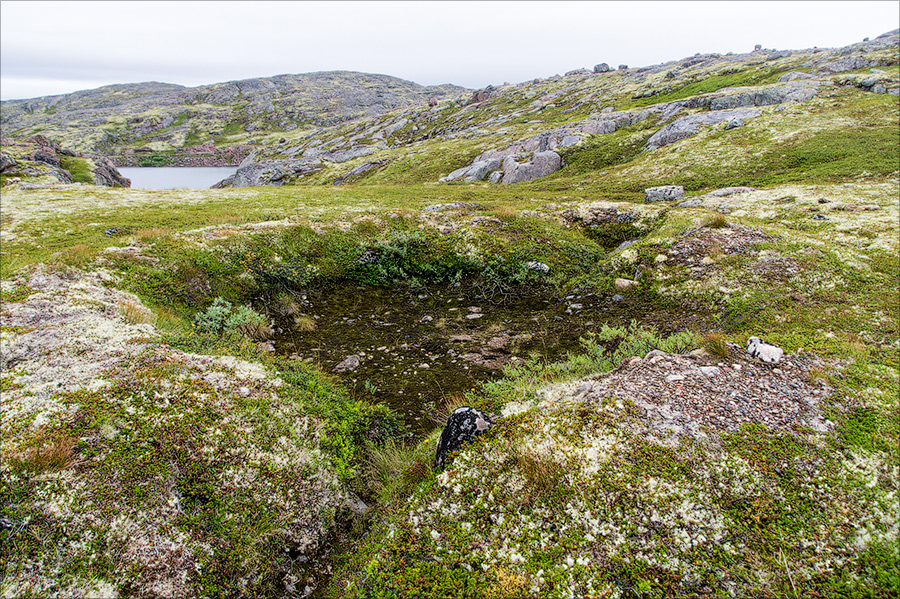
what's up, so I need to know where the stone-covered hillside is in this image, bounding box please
[0,72,467,163]
[219,30,898,188]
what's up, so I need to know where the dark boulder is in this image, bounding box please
[472,85,496,103]
[0,153,16,173]
[434,407,493,471]
[90,156,131,187]
[31,147,60,168]
[594,63,611,73]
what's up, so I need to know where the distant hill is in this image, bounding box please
[0,71,468,159]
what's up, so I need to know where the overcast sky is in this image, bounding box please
[1,1,897,101]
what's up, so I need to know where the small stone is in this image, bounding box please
[333,355,361,373]
[666,374,685,382]
[699,366,721,376]
[420,315,433,322]
[655,254,668,263]
[615,278,636,291]
[465,314,484,320]
[525,261,550,274]
[733,364,742,371]
[238,386,250,397]
[612,294,624,302]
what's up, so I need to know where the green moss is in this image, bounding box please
[58,157,94,184]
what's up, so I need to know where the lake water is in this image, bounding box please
[118,167,238,189]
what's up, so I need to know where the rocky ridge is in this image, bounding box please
[0,135,130,187]
[219,29,898,187]
[0,72,467,159]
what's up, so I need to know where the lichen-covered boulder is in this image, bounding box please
[501,151,562,185]
[434,407,492,471]
[644,185,684,203]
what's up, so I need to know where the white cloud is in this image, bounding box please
[1,1,897,100]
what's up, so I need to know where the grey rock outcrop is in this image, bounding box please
[501,151,562,184]
[434,407,492,471]
[323,145,377,163]
[709,86,818,110]
[645,108,762,150]
[644,185,684,203]
[816,55,870,74]
[593,63,611,73]
[224,158,323,187]
[767,50,792,61]
[704,186,755,197]
[778,71,816,83]
[90,156,131,187]
[0,153,16,173]
[439,159,502,183]
[724,118,745,130]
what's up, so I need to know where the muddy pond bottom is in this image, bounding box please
[274,284,691,434]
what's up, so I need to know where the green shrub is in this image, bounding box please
[193,297,267,337]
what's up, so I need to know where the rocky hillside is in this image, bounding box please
[219,30,899,188]
[0,72,466,164]
[0,135,130,187]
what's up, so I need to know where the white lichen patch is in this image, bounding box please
[1,267,346,598]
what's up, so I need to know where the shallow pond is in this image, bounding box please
[118,166,238,189]
[275,283,701,434]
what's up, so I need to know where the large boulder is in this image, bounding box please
[225,158,323,187]
[501,151,562,184]
[0,153,16,173]
[644,185,684,203]
[439,159,502,183]
[709,86,817,110]
[90,156,131,187]
[434,407,493,471]
[645,109,763,149]
[594,63,611,73]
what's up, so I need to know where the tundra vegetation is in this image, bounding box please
[1,31,898,598]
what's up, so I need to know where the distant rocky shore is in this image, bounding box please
[108,142,254,167]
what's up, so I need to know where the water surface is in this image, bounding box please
[118,167,237,189]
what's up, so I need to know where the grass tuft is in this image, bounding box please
[8,436,77,475]
[703,332,731,358]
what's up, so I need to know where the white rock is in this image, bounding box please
[746,337,784,364]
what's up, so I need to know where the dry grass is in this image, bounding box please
[365,440,431,503]
[703,332,731,358]
[429,394,471,427]
[806,365,832,384]
[117,298,156,325]
[705,214,729,229]
[236,322,274,340]
[7,436,77,475]
[135,228,170,241]
[293,315,316,331]
[275,293,301,317]
[513,445,566,498]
